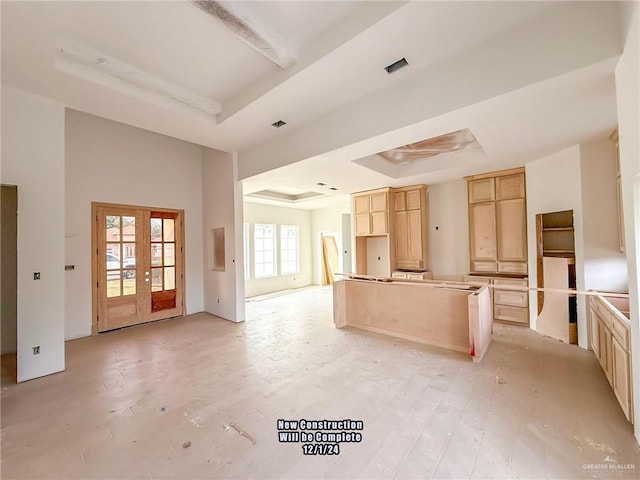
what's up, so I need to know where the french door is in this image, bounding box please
[92,203,184,333]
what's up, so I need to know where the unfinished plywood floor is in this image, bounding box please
[1,287,638,479]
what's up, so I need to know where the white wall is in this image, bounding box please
[243,202,312,297]
[1,87,66,382]
[428,181,469,281]
[65,109,204,340]
[202,148,245,322]
[526,146,587,347]
[310,203,349,285]
[614,1,640,442]
[580,141,628,292]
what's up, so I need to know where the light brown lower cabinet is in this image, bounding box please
[612,336,632,421]
[589,296,633,423]
[463,275,529,326]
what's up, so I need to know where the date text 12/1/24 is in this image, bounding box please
[302,443,340,455]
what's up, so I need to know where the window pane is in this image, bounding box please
[255,264,264,277]
[106,245,121,270]
[122,216,135,242]
[151,218,162,242]
[164,267,176,290]
[123,243,136,267]
[123,270,136,296]
[106,216,120,241]
[151,268,163,292]
[151,244,162,266]
[164,219,175,242]
[164,243,175,266]
[243,223,250,280]
[107,274,121,298]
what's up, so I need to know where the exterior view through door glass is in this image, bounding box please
[93,203,184,333]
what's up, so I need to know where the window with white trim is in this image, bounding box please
[280,225,299,275]
[243,223,250,279]
[254,224,276,278]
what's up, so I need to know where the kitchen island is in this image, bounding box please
[333,275,492,362]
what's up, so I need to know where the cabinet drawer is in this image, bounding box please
[498,261,527,274]
[391,271,408,279]
[494,289,528,308]
[610,316,630,351]
[494,305,528,325]
[471,261,497,273]
[493,277,527,287]
[397,259,425,270]
[463,275,492,285]
[407,271,433,280]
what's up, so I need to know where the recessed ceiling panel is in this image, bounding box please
[377,129,480,165]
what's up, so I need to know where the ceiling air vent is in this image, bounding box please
[272,120,287,128]
[384,57,409,74]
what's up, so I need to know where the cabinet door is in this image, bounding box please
[370,192,387,212]
[469,202,497,261]
[354,214,370,236]
[496,198,527,262]
[590,308,600,358]
[612,337,632,421]
[407,209,423,259]
[406,189,421,210]
[469,178,495,203]
[395,211,408,258]
[353,195,370,214]
[370,212,387,234]
[598,321,613,385]
[496,173,525,200]
[395,192,406,211]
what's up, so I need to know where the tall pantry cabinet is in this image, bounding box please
[466,168,528,275]
[465,167,529,326]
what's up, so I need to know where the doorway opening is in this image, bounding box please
[1,185,18,385]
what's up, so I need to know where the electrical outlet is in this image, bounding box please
[33,272,41,280]
[65,265,75,271]
[32,346,40,355]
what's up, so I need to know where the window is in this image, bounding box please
[243,223,250,279]
[254,224,275,278]
[280,225,299,275]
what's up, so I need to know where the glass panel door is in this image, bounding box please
[94,204,184,333]
[149,212,180,315]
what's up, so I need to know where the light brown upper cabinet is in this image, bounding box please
[469,178,495,203]
[394,185,429,271]
[466,168,528,274]
[352,188,390,236]
[352,184,428,275]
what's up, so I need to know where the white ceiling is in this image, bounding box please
[1,1,626,210]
